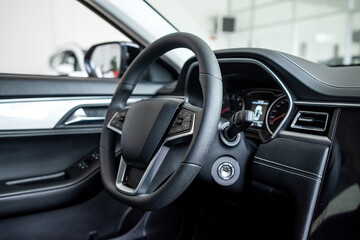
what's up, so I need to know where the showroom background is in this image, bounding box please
[0,0,129,75]
[0,0,359,76]
[150,0,360,65]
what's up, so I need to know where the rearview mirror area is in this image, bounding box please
[85,42,140,78]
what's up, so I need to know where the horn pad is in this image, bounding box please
[121,98,184,168]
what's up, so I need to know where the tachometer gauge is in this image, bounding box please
[221,93,244,119]
[265,96,289,134]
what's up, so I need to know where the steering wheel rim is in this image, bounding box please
[100,32,222,210]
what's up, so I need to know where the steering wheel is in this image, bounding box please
[100,32,222,210]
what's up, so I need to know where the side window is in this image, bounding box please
[0,0,130,77]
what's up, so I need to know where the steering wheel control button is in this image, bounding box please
[167,109,193,137]
[211,157,240,186]
[108,110,128,133]
[218,162,235,180]
[182,121,191,131]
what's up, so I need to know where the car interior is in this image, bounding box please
[0,0,360,240]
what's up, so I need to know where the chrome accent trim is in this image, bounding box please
[126,97,148,105]
[217,162,235,180]
[186,58,293,138]
[291,111,329,132]
[295,100,360,108]
[114,111,195,195]
[107,112,124,135]
[0,96,145,131]
[211,157,240,186]
[0,128,102,138]
[0,98,111,130]
[64,108,105,125]
[0,96,112,104]
[116,146,171,195]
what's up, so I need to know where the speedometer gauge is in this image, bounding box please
[265,96,289,134]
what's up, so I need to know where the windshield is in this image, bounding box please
[146,0,360,66]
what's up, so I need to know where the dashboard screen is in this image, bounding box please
[251,100,269,127]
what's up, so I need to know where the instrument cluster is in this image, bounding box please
[221,89,289,140]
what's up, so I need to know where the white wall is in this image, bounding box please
[149,0,228,49]
[149,0,360,65]
[0,0,129,75]
[0,0,359,75]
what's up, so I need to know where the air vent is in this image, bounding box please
[291,111,329,132]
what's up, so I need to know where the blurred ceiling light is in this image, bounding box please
[315,32,337,43]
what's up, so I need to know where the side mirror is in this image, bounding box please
[84,42,140,78]
[55,63,75,75]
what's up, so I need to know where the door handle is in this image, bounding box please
[64,108,105,125]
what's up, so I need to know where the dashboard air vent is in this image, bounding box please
[291,111,328,132]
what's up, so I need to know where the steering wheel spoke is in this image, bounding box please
[107,109,128,134]
[115,105,196,196]
[115,145,171,195]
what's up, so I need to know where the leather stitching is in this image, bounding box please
[254,156,321,178]
[274,51,360,88]
[253,160,320,182]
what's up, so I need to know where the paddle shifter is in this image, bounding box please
[223,110,254,142]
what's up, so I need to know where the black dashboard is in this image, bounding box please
[172,48,360,240]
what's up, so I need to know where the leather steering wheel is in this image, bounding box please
[100,32,222,210]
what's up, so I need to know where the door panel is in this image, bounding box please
[0,190,134,240]
[0,94,111,217]
[0,65,172,238]
[0,75,155,217]
[0,134,100,181]
[0,133,102,217]
[0,97,111,130]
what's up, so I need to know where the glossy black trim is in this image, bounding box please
[0,74,167,98]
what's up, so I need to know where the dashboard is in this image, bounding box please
[174,48,360,240]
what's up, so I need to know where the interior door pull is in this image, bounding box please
[64,108,105,125]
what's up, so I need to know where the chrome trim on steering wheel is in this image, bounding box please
[107,109,195,196]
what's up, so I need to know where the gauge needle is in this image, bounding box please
[270,113,286,123]
[221,107,230,115]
